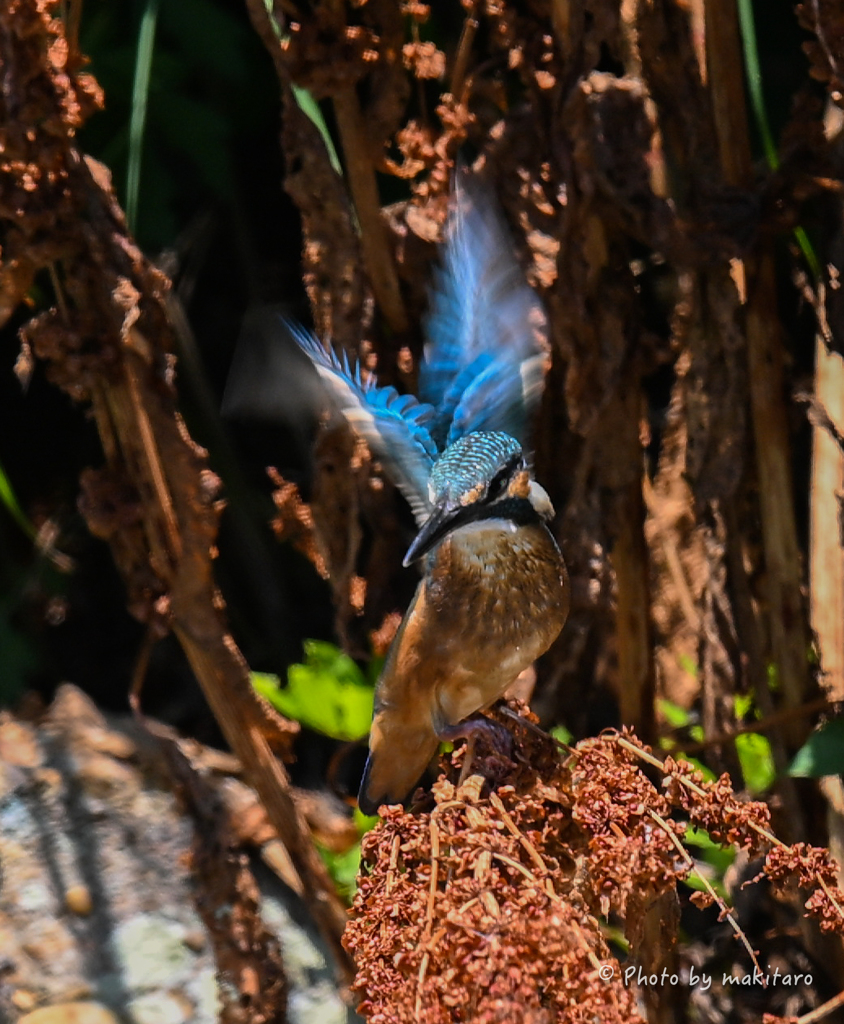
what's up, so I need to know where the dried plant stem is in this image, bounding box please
[104,353,352,976]
[489,791,548,875]
[745,255,812,743]
[810,337,844,701]
[30,156,355,981]
[426,816,441,938]
[450,4,478,98]
[703,0,752,188]
[332,87,408,335]
[796,986,844,1024]
[669,695,829,756]
[705,0,810,746]
[173,624,352,976]
[611,473,656,743]
[648,808,764,977]
[614,734,781,847]
[619,733,844,921]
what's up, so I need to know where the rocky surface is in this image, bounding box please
[0,686,352,1024]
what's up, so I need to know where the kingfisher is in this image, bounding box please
[291,178,569,815]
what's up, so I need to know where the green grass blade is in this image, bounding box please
[736,1,821,280]
[261,0,342,176]
[126,0,160,234]
[291,84,343,176]
[736,0,779,171]
[0,458,36,540]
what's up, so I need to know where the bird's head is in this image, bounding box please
[402,431,554,566]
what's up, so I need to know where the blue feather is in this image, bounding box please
[287,320,437,524]
[289,178,549,524]
[419,178,547,447]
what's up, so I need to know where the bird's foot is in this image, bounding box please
[438,713,515,789]
[438,712,514,755]
[490,699,565,771]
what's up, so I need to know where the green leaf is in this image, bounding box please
[734,692,754,719]
[549,723,572,746]
[659,699,691,729]
[684,827,737,876]
[252,640,374,741]
[735,731,775,794]
[319,841,362,902]
[736,0,778,170]
[353,807,380,834]
[789,718,844,778]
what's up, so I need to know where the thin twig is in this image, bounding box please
[667,696,830,755]
[614,733,783,848]
[450,3,478,99]
[488,791,547,876]
[799,389,844,457]
[648,808,765,981]
[426,816,440,939]
[796,986,844,1024]
[129,626,156,718]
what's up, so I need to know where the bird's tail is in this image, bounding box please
[357,713,439,816]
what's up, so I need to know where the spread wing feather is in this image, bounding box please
[419,180,548,447]
[288,321,436,525]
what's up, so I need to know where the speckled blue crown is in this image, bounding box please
[429,431,522,505]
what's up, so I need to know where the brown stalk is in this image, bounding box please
[110,339,353,978]
[796,987,844,1024]
[606,387,656,743]
[667,694,829,755]
[622,731,844,925]
[611,477,657,743]
[745,255,811,742]
[648,807,764,977]
[332,86,409,335]
[810,333,844,701]
[702,0,751,187]
[450,4,478,99]
[705,0,811,745]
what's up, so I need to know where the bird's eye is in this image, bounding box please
[487,467,510,499]
[487,454,522,500]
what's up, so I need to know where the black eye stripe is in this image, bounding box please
[488,453,523,497]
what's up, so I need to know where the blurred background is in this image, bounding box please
[0,0,838,816]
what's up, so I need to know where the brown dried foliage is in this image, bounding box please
[345,722,844,1021]
[7,0,844,1013]
[0,0,351,980]
[797,0,844,103]
[267,466,329,579]
[662,755,771,852]
[764,844,844,935]
[346,716,649,1024]
[234,0,844,1005]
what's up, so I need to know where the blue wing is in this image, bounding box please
[288,321,437,525]
[418,180,549,448]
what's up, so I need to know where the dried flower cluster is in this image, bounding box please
[345,729,644,1022]
[570,734,687,924]
[764,843,844,935]
[344,717,844,1022]
[267,468,329,579]
[661,755,771,852]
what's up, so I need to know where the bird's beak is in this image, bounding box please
[402,500,459,566]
